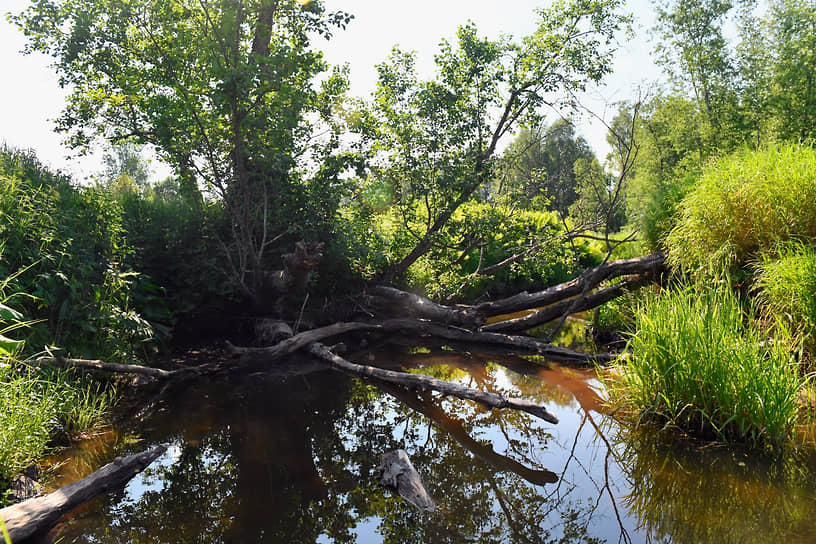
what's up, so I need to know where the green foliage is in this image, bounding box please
[667,143,816,274]
[0,146,160,361]
[361,1,630,282]
[14,0,354,300]
[756,241,816,363]
[0,283,113,491]
[501,120,596,216]
[607,286,802,444]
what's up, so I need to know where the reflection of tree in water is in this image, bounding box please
[48,351,618,543]
[616,425,816,543]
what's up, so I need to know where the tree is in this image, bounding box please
[653,0,743,150]
[363,0,631,284]
[14,0,353,300]
[102,142,152,191]
[502,119,596,216]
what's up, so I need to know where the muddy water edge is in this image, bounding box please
[29,326,816,544]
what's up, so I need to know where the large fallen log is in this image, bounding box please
[481,274,652,334]
[366,286,485,328]
[0,445,167,542]
[308,342,559,424]
[229,318,608,366]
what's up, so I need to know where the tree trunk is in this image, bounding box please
[376,450,435,512]
[0,445,167,542]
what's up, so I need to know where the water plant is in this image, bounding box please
[606,286,802,444]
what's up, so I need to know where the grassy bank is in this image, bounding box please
[0,363,114,493]
[606,286,803,444]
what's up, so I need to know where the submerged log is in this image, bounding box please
[0,445,167,542]
[376,449,436,512]
[308,342,559,423]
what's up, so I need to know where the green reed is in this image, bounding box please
[607,286,803,444]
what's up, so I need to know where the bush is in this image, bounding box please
[606,286,802,444]
[667,143,816,275]
[0,146,160,361]
[756,241,816,364]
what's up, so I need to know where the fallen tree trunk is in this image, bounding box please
[308,342,559,424]
[0,445,167,542]
[474,253,665,317]
[481,275,651,334]
[367,286,485,328]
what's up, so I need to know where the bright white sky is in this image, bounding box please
[0,0,661,183]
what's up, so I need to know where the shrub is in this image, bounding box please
[756,241,816,363]
[606,286,802,444]
[667,143,816,275]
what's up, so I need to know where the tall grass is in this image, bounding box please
[667,143,816,275]
[756,241,816,364]
[606,286,802,444]
[0,363,114,486]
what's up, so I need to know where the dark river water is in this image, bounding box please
[34,343,816,544]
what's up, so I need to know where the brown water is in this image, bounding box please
[34,344,816,544]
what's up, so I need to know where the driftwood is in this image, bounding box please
[308,342,559,423]
[376,450,435,512]
[0,445,167,542]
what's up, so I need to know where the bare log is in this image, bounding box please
[0,445,167,542]
[28,356,176,379]
[376,450,436,512]
[367,286,485,328]
[226,321,375,356]
[481,275,651,334]
[475,253,665,317]
[308,342,559,424]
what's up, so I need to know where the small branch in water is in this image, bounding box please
[308,342,559,424]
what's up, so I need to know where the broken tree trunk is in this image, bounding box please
[376,450,436,512]
[308,342,559,423]
[474,253,666,318]
[481,274,652,334]
[0,445,167,542]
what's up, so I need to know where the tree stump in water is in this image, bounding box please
[376,449,435,512]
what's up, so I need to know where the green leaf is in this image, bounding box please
[0,304,24,323]
[0,334,25,356]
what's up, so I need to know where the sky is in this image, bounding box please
[0,0,662,183]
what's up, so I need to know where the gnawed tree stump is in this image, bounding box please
[0,445,167,542]
[376,449,435,512]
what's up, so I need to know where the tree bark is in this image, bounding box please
[308,342,559,423]
[0,445,167,542]
[28,356,175,380]
[367,286,485,328]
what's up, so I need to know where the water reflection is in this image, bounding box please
[37,347,816,543]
